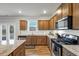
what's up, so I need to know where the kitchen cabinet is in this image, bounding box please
[35,36,48,45]
[18,36,36,45]
[38,20,43,30]
[38,20,49,30]
[57,3,79,30]
[54,3,72,20]
[49,17,54,30]
[26,36,37,45]
[10,42,25,56]
[13,42,25,56]
[20,20,27,30]
[31,36,37,45]
[40,36,48,45]
[49,3,73,30]
[62,47,76,56]
[61,3,72,17]
[26,36,32,45]
[18,36,48,46]
[43,20,49,30]
[36,36,42,45]
[49,15,58,30]
[56,6,62,20]
[53,15,59,29]
[73,3,79,29]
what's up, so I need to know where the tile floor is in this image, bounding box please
[25,46,51,56]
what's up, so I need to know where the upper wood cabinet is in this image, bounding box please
[20,20,27,30]
[55,3,72,20]
[43,20,49,30]
[38,20,43,30]
[49,3,79,30]
[49,15,58,30]
[53,15,59,29]
[49,17,54,30]
[56,7,62,20]
[73,3,79,29]
[61,3,72,17]
[49,3,73,29]
[38,20,49,30]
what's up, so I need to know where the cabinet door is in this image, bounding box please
[62,3,72,17]
[20,20,27,30]
[31,36,37,45]
[38,20,49,30]
[56,7,62,20]
[13,43,25,56]
[41,36,47,45]
[49,17,54,30]
[73,3,79,29]
[38,20,44,30]
[53,15,58,29]
[36,36,42,45]
[36,36,47,45]
[43,20,49,30]
[62,4,68,17]
[26,36,32,45]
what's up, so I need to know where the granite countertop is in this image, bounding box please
[62,45,79,56]
[0,40,26,56]
[18,35,48,36]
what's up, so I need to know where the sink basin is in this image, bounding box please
[48,35,57,39]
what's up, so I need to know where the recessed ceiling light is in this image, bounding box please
[57,10,61,14]
[43,10,46,14]
[18,10,22,14]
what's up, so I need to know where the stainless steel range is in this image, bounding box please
[51,34,79,56]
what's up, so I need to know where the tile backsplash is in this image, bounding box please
[20,30,50,35]
[52,30,79,36]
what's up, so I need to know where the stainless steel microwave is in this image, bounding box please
[56,16,72,29]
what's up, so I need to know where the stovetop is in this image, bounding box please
[51,38,78,46]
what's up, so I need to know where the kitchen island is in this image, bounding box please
[0,40,26,56]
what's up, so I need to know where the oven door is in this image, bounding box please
[53,42,62,56]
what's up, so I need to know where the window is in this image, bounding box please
[29,20,37,31]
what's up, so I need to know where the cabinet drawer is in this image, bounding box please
[13,43,25,56]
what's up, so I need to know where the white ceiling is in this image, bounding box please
[0,3,61,17]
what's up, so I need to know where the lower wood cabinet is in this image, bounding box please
[12,42,25,56]
[62,47,76,56]
[26,36,32,45]
[18,36,48,46]
[31,36,37,45]
[36,36,48,45]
